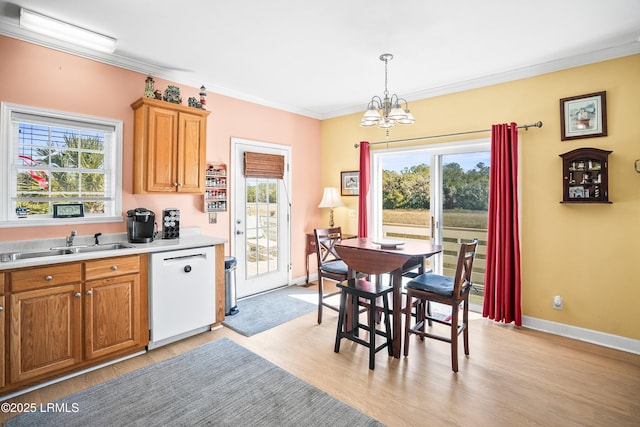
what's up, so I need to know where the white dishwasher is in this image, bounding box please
[148,246,216,349]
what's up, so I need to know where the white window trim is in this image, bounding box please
[0,102,123,228]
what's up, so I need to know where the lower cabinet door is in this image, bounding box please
[0,295,5,388]
[84,274,144,360]
[10,284,83,383]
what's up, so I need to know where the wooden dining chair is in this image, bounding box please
[313,227,349,324]
[403,239,478,372]
[333,245,409,370]
[401,255,434,326]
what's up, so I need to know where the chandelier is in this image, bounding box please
[360,53,415,128]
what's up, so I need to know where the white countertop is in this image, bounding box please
[0,228,227,270]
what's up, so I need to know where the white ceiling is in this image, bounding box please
[1,1,639,119]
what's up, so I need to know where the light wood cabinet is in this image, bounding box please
[0,274,5,388]
[84,256,147,360]
[131,97,210,194]
[4,254,148,393]
[8,264,83,383]
[10,283,83,383]
[11,262,82,292]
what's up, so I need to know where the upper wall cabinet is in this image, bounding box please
[560,147,612,203]
[131,98,210,194]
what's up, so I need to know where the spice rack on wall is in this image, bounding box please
[203,163,227,213]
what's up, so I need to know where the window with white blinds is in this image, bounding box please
[0,102,123,227]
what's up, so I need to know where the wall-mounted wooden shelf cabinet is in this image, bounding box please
[131,97,210,194]
[560,147,612,203]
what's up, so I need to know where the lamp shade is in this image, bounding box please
[318,187,345,208]
[388,105,408,120]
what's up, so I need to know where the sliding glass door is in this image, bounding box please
[372,139,490,309]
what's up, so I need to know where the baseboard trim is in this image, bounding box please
[293,273,317,286]
[522,316,640,355]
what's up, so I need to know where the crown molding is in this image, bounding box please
[1,15,638,121]
[321,40,640,120]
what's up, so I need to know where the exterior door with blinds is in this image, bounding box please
[231,138,291,298]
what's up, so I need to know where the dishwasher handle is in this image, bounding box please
[160,253,207,264]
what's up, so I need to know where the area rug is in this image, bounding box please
[6,338,384,427]
[222,286,317,336]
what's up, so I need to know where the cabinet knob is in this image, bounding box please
[173,182,179,187]
[177,182,183,187]
[86,290,93,296]
[111,265,118,270]
[45,275,53,281]
[0,306,3,312]
[74,292,81,298]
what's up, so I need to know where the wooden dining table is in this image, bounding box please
[334,238,443,358]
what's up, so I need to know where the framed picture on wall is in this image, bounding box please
[560,91,607,140]
[341,171,359,196]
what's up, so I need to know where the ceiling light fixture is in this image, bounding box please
[19,8,118,53]
[361,53,415,129]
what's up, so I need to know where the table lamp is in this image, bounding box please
[318,187,345,227]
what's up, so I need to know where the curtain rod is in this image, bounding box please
[354,121,543,148]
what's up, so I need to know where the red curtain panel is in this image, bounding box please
[483,123,522,325]
[358,141,370,238]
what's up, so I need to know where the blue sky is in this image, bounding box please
[382,151,491,172]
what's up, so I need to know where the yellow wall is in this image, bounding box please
[321,54,640,340]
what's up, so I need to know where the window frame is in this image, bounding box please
[0,102,123,228]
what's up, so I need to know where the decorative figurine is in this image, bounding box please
[199,85,207,109]
[163,85,182,104]
[154,89,162,100]
[188,97,198,108]
[144,75,155,98]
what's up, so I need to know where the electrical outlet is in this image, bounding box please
[552,295,563,310]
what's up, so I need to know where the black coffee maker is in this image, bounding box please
[126,208,156,243]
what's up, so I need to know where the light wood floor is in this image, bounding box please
[2,282,639,426]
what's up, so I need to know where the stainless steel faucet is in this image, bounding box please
[66,230,77,247]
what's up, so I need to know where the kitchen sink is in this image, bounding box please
[0,242,134,262]
[66,243,133,254]
[0,249,71,262]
